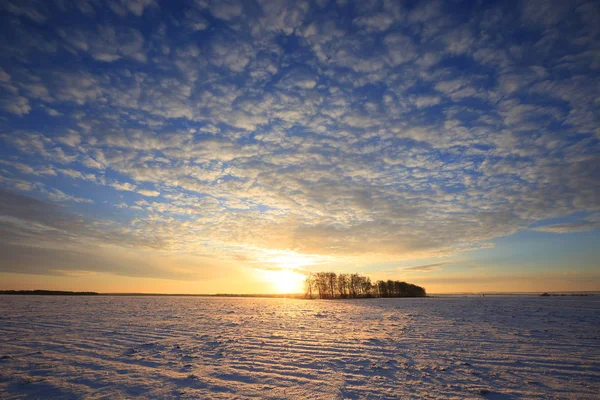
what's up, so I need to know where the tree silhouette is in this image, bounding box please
[304,272,426,299]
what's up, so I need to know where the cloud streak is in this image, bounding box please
[532,221,600,234]
[402,262,451,272]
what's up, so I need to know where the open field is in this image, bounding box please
[1,295,598,399]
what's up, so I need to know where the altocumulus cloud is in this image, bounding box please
[0,0,598,280]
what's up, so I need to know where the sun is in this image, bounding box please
[255,250,326,294]
[264,268,306,294]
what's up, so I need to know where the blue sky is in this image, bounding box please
[0,0,598,293]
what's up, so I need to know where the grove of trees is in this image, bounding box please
[304,272,426,299]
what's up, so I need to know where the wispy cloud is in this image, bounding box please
[402,262,451,272]
[532,221,600,234]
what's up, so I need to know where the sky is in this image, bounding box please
[0,0,598,294]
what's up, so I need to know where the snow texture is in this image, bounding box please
[0,295,599,399]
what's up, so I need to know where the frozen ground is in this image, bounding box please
[0,295,598,399]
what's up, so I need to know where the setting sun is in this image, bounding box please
[253,250,324,294]
[262,269,306,294]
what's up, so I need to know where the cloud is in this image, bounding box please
[2,0,48,23]
[251,0,310,36]
[108,0,157,17]
[384,33,417,66]
[521,0,571,26]
[57,132,81,147]
[354,13,395,32]
[137,189,160,197]
[444,28,475,55]
[211,34,253,72]
[408,0,443,23]
[402,262,451,272]
[0,188,201,279]
[205,0,243,21]
[58,25,146,63]
[0,241,203,280]
[531,221,600,234]
[279,66,318,89]
[185,8,210,31]
[0,188,106,246]
[0,95,30,116]
[43,187,93,203]
[413,96,441,108]
[111,181,137,192]
[0,0,598,283]
[110,181,160,197]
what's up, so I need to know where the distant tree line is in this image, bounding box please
[0,290,99,296]
[304,272,426,299]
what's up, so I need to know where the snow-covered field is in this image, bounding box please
[0,295,598,399]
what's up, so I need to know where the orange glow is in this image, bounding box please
[262,268,306,294]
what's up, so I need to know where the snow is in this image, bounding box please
[0,295,599,399]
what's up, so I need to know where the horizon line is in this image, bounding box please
[1,289,599,297]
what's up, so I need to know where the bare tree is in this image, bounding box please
[337,274,348,298]
[304,273,314,299]
[327,272,336,299]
